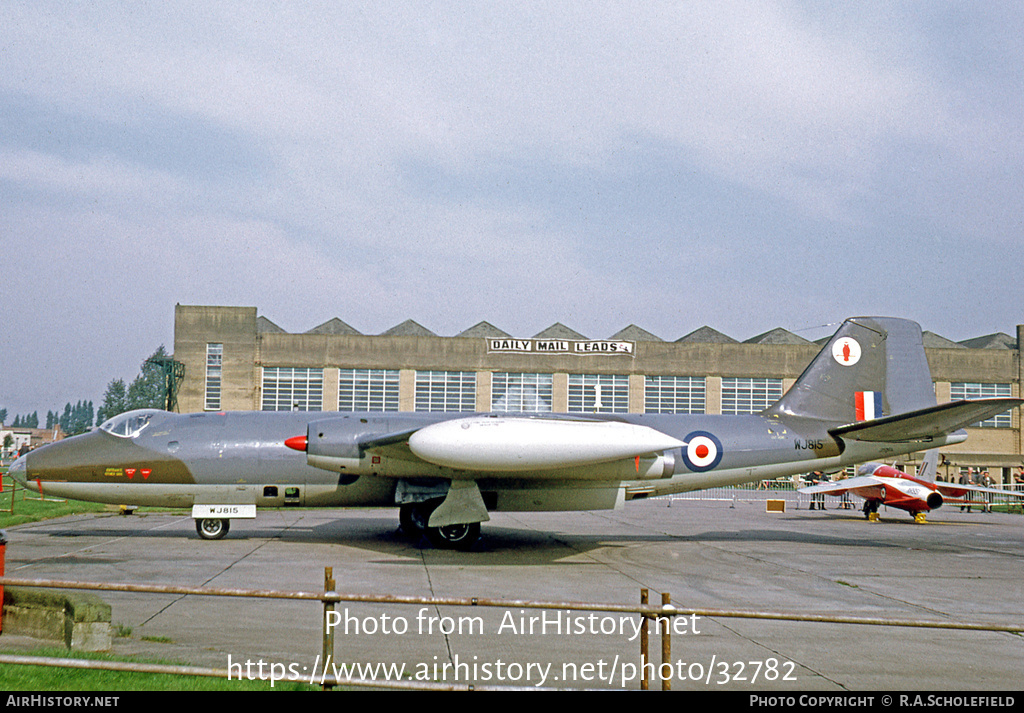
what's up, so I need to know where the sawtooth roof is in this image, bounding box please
[609,324,662,341]
[922,331,965,348]
[958,332,1015,350]
[533,323,587,340]
[305,318,361,335]
[380,319,436,337]
[743,328,813,346]
[256,316,286,333]
[457,321,512,338]
[675,326,738,344]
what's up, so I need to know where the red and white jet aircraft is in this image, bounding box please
[800,451,1024,521]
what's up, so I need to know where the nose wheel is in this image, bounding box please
[196,518,230,540]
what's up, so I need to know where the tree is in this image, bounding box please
[125,346,170,411]
[59,404,71,433]
[96,379,128,425]
[94,346,171,424]
[58,401,93,437]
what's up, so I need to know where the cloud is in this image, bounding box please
[0,2,1021,415]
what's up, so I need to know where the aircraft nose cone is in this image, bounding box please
[7,454,28,486]
[285,436,308,452]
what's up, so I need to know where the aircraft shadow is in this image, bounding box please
[12,510,1005,567]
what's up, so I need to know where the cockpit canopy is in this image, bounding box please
[98,409,162,438]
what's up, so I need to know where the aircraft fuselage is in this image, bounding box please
[16,409,961,510]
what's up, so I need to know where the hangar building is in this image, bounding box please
[172,305,1023,484]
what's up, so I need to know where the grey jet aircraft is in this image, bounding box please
[9,317,1021,549]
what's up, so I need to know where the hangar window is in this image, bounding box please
[492,373,553,412]
[645,376,706,414]
[721,377,784,415]
[951,383,1013,427]
[568,374,629,413]
[415,371,477,412]
[338,369,400,411]
[262,367,324,411]
[204,343,222,411]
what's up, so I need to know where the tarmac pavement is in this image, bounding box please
[1,496,1022,691]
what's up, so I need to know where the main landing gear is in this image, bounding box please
[399,500,481,551]
[196,518,230,540]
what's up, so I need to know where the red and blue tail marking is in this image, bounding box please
[855,391,883,421]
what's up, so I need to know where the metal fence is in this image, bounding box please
[2,572,1022,691]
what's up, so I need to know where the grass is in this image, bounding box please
[0,469,323,691]
[0,476,109,530]
[0,467,187,529]
[0,648,317,691]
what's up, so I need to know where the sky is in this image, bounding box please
[1,2,1022,420]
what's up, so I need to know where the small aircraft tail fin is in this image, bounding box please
[764,317,935,424]
[918,449,938,483]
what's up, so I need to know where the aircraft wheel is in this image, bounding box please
[196,518,230,540]
[399,502,428,535]
[399,499,441,536]
[426,522,481,551]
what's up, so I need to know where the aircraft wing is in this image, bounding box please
[799,475,882,496]
[830,398,1023,443]
[358,427,424,450]
[935,482,1024,499]
[303,414,687,473]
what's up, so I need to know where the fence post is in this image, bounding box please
[1,472,13,514]
[323,567,336,690]
[661,592,671,691]
[640,588,649,690]
[0,530,6,633]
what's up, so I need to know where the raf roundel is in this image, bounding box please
[682,431,723,472]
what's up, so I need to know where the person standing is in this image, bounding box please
[809,471,827,511]
[960,469,974,512]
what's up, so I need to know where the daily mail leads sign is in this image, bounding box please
[487,339,635,356]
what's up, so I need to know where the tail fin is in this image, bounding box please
[918,449,938,483]
[765,317,935,424]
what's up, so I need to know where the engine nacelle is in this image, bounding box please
[293,416,376,473]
